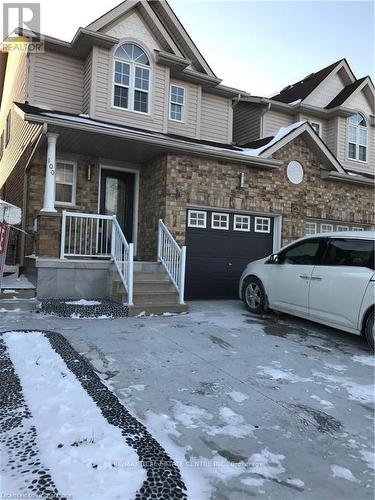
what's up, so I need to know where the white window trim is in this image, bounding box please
[305,221,317,235]
[169,84,185,123]
[112,48,151,116]
[233,214,251,232]
[336,225,349,231]
[254,217,271,233]
[310,121,322,137]
[211,212,229,230]
[187,210,206,228]
[320,223,333,233]
[55,160,77,207]
[346,113,368,164]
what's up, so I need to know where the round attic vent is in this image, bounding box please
[287,161,304,184]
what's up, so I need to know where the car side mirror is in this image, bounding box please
[268,253,280,264]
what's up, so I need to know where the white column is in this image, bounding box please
[41,133,59,212]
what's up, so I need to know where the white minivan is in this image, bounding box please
[239,232,374,350]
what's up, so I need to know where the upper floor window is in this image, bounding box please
[310,121,321,136]
[347,113,367,162]
[113,43,150,114]
[170,85,185,121]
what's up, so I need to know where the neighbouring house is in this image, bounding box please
[0,1,373,308]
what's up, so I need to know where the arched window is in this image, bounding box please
[347,113,367,162]
[113,43,150,113]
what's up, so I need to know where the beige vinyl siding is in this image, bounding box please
[233,103,261,145]
[325,118,338,156]
[305,71,346,108]
[262,110,291,136]
[82,52,93,115]
[93,47,166,132]
[337,90,374,172]
[167,79,199,138]
[29,51,83,114]
[200,92,232,143]
[338,116,375,172]
[0,50,42,187]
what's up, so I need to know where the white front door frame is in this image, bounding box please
[98,161,140,256]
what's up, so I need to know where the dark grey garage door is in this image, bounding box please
[185,209,274,299]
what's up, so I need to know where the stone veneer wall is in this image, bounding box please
[163,136,374,247]
[137,156,168,261]
[26,154,100,257]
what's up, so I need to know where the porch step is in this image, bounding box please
[128,304,188,316]
[133,290,179,305]
[0,288,36,300]
[133,262,164,272]
[0,298,39,311]
[134,271,170,281]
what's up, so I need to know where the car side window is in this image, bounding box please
[324,239,374,270]
[279,239,324,265]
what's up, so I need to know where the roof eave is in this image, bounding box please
[20,110,282,169]
[321,170,375,186]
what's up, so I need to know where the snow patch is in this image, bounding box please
[359,449,375,470]
[352,355,375,367]
[65,299,102,305]
[257,365,312,383]
[313,371,374,405]
[227,391,248,403]
[310,394,334,409]
[242,121,305,157]
[3,331,146,499]
[331,465,360,483]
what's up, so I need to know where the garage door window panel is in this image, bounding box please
[305,222,317,235]
[255,217,271,233]
[324,239,374,270]
[212,213,229,230]
[234,215,250,232]
[188,210,206,228]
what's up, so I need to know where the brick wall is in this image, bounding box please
[163,136,374,247]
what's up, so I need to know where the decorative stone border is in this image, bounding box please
[0,330,187,500]
[41,299,129,318]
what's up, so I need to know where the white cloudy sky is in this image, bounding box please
[5,0,374,96]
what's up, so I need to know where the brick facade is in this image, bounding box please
[160,136,374,249]
[18,135,374,261]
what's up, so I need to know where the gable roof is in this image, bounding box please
[241,121,348,175]
[270,59,344,104]
[325,76,370,109]
[86,0,216,77]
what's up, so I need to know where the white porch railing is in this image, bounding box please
[157,219,186,304]
[60,211,133,305]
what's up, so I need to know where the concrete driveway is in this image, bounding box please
[1,301,373,499]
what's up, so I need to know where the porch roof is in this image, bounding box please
[14,103,282,169]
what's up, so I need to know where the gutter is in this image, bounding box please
[21,111,283,169]
[321,170,374,186]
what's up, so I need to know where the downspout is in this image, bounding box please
[20,123,47,268]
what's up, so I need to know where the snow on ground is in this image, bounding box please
[359,449,375,470]
[352,355,375,367]
[312,371,374,405]
[65,299,102,306]
[3,331,146,500]
[227,391,248,403]
[330,465,360,483]
[310,394,334,409]
[257,364,313,384]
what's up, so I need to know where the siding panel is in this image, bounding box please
[29,51,83,114]
[263,110,291,136]
[233,103,261,145]
[200,92,231,143]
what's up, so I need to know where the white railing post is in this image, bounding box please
[111,215,116,258]
[157,219,162,262]
[128,243,134,306]
[60,210,66,259]
[179,245,186,304]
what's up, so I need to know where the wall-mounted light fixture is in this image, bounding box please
[240,172,245,188]
[86,163,92,181]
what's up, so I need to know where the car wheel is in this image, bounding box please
[243,277,266,314]
[364,311,374,352]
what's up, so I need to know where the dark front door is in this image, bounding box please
[185,209,274,299]
[100,169,134,242]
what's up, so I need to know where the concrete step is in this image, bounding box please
[133,290,179,306]
[0,298,39,311]
[129,303,188,316]
[0,289,36,300]
[133,262,163,272]
[133,280,175,293]
[133,271,169,281]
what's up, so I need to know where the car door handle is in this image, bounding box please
[311,276,322,281]
[299,275,311,280]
